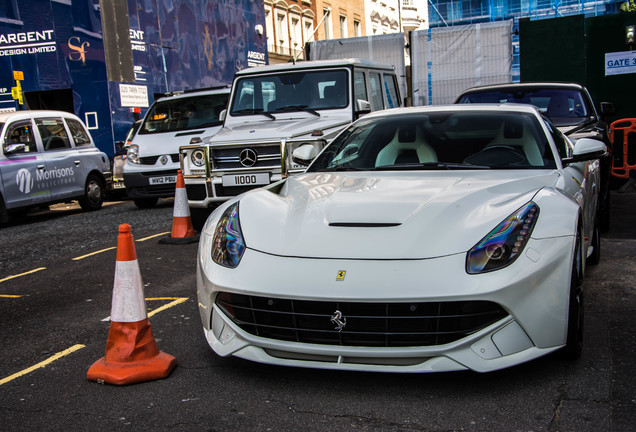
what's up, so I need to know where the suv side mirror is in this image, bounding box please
[600,102,616,118]
[219,109,227,122]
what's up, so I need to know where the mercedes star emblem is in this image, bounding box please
[239,148,258,167]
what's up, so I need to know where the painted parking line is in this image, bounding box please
[136,232,170,242]
[101,297,188,321]
[0,267,46,284]
[72,246,117,261]
[0,294,23,298]
[71,232,171,261]
[0,344,85,387]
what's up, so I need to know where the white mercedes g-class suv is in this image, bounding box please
[180,59,402,229]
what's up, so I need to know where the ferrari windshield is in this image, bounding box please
[457,88,592,127]
[308,111,557,172]
[230,69,348,115]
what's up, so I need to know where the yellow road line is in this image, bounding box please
[71,231,169,260]
[72,246,117,261]
[147,297,188,318]
[0,267,46,283]
[136,232,170,242]
[0,294,23,298]
[101,297,188,321]
[0,344,85,387]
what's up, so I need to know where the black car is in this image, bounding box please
[455,82,616,231]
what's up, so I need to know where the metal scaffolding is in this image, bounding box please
[427,0,623,81]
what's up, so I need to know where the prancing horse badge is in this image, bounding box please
[336,270,346,281]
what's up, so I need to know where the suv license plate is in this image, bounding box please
[149,175,177,185]
[222,173,269,187]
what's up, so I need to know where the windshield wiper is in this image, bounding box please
[234,108,275,120]
[563,118,597,136]
[273,105,320,117]
[314,166,364,172]
[374,162,491,171]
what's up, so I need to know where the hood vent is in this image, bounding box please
[329,222,401,228]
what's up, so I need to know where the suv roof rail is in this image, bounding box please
[160,85,230,98]
[183,85,231,94]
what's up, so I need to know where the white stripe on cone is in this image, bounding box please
[110,259,147,322]
[173,186,191,218]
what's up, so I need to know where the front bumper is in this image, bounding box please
[197,234,574,373]
[123,169,178,198]
[185,173,283,207]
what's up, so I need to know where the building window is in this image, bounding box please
[265,8,274,51]
[0,0,20,21]
[340,15,347,38]
[304,19,313,42]
[277,13,287,51]
[354,20,361,37]
[323,8,332,39]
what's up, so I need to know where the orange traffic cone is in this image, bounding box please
[87,224,177,385]
[159,170,199,244]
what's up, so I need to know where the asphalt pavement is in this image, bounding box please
[0,191,634,431]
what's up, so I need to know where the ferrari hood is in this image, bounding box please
[237,171,560,259]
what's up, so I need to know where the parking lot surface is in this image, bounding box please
[0,193,634,431]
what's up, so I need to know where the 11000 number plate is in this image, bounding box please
[222,173,269,187]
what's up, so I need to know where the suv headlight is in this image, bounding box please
[211,203,246,268]
[191,148,206,167]
[466,202,539,274]
[127,144,140,164]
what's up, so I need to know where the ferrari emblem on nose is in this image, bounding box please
[336,270,346,281]
[330,310,346,331]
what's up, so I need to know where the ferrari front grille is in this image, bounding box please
[215,292,508,347]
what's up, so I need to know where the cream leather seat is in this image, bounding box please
[485,118,543,166]
[375,124,437,166]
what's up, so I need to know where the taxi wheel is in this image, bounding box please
[79,173,105,211]
[0,194,8,223]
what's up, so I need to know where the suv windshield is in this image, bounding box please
[230,69,348,115]
[457,88,592,127]
[139,93,228,135]
[308,111,556,172]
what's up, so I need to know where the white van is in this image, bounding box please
[0,110,111,223]
[123,87,230,208]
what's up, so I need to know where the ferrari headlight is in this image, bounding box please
[211,203,245,268]
[127,144,140,164]
[466,202,539,274]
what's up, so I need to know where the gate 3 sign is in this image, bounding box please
[605,51,636,76]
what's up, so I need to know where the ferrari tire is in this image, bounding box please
[560,230,584,360]
[587,221,601,266]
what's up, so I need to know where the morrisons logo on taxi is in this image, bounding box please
[36,167,74,181]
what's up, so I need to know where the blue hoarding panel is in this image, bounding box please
[0,0,267,157]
